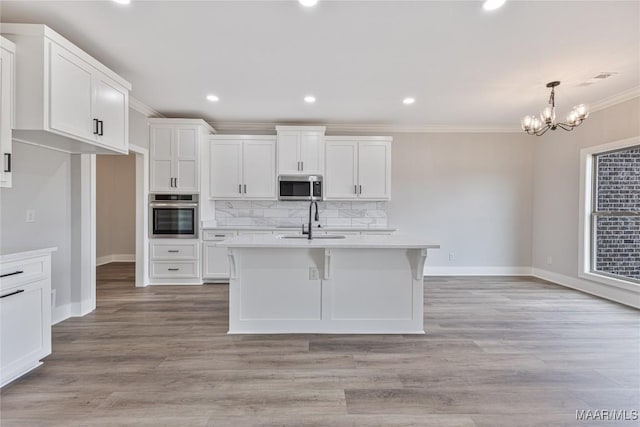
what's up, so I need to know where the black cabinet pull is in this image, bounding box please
[167,250,179,253]
[0,289,24,299]
[3,153,11,173]
[238,184,242,194]
[175,177,178,188]
[244,184,247,194]
[98,120,104,136]
[93,118,99,135]
[0,270,24,278]
[168,268,179,271]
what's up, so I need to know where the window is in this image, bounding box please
[585,142,640,285]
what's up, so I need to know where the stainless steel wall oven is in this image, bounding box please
[149,194,199,238]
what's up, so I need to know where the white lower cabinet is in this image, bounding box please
[202,231,236,281]
[0,248,55,388]
[149,240,200,284]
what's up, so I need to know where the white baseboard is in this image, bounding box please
[424,266,532,276]
[531,268,640,309]
[52,303,71,325]
[96,254,135,266]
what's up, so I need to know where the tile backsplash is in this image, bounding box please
[215,200,388,228]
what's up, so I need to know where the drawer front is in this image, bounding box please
[150,242,198,260]
[202,231,236,241]
[150,261,198,278]
[0,256,49,291]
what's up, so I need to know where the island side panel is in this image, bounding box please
[228,248,325,333]
[324,248,424,333]
[228,246,425,334]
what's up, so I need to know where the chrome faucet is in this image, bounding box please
[302,200,319,240]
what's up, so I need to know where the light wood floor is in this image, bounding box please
[1,263,639,426]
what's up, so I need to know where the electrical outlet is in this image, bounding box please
[309,267,320,280]
[448,252,455,262]
[546,256,553,265]
[26,209,36,223]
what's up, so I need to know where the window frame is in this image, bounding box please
[579,136,640,291]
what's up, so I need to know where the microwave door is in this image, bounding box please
[279,180,312,200]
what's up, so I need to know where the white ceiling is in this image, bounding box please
[1,1,639,130]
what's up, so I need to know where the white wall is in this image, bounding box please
[96,152,136,263]
[0,142,72,322]
[385,132,534,272]
[531,97,640,306]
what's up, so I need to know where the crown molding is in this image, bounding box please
[129,96,164,118]
[590,86,640,113]
[144,86,639,134]
[210,121,521,135]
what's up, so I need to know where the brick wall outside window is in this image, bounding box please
[594,146,640,280]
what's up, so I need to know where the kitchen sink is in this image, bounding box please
[278,235,346,239]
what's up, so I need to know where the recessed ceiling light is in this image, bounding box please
[403,97,415,105]
[304,95,316,103]
[299,0,318,7]
[483,0,506,11]
[112,0,131,4]
[206,94,219,102]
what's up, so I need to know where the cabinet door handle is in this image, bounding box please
[167,250,179,253]
[244,184,247,194]
[301,161,304,171]
[93,118,99,135]
[98,120,104,136]
[170,178,174,188]
[214,234,226,237]
[238,184,242,194]
[3,153,11,173]
[174,177,178,188]
[168,268,179,271]
[0,289,24,299]
[354,185,358,194]
[359,185,362,194]
[1,270,24,278]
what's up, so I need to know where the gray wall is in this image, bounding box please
[386,132,534,270]
[531,98,640,278]
[130,108,149,149]
[0,142,72,321]
[96,152,136,261]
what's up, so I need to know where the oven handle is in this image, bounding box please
[149,203,199,208]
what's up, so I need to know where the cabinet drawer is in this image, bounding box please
[150,242,198,260]
[150,261,198,278]
[0,256,49,291]
[202,231,236,241]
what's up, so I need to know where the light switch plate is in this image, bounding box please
[26,209,36,223]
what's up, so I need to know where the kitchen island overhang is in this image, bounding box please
[217,235,440,334]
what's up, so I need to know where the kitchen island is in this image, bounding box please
[217,234,439,334]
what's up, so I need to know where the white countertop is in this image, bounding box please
[217,234,439,249]
[201,224,397,233]
[0,247,58,263]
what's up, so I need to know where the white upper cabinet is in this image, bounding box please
[325,140,358,199]
[276,126,325,175]
[324,137,392,201]
[0,36,16,188]
[1,24,131,154]
[209,136,276,200]
[149,119,215,194]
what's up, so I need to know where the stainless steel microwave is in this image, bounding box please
[278,175,323,201]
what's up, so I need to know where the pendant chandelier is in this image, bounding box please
[521,81,589,136]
